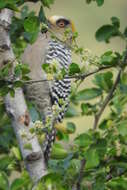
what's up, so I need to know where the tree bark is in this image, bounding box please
[0,8,47,183]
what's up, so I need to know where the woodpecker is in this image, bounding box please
[22,15,75,162]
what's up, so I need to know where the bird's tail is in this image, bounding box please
[43,126,56,162]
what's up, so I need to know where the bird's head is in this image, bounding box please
[47,15,75,43]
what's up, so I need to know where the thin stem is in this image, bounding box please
[93,68,121,130]
[24,65,112,84]
[72,159,86,190]
[76,159,86,190]
[106,169,127,182]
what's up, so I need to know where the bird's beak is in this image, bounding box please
[71,21,76,32]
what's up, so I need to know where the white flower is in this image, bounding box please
[34,120,43,129]
[19,129,27,138]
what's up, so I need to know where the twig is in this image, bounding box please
[106,170,127,182]
[24,65,113,84]
[77,159,86,190]
[72,159,86,190]
[93,68,121,130]
[0,65,113,85]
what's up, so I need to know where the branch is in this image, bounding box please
[93,48,127,130]
[76,159,86,190]
[0,8,47,184]
[0,65,113,85]
[106,170,127,182]
[93,68,121,130]
[25,65,113,84]
[72,159,86,190]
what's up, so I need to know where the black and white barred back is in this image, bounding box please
[43,40,71,161]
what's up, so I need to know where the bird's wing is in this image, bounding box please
[21,32,52,123]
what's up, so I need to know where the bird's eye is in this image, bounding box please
[56,19,70,28]
[58,21,65,28]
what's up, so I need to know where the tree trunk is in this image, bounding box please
[0,8,47,184]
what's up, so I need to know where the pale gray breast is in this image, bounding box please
[22,33,52,121]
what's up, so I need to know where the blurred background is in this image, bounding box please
[28,0,127,134]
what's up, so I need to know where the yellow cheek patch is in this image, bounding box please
[48,15,60,26]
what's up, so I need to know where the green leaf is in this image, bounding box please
[76,88,102,101]
[93,178,106,190]
[21,64,30,75]
[86,0,104,6]
[14,65,22,77]
[66,122,76,134]
[86,0,92,4]
[69,63,80,75]
[0,1,7,9]
[9,88,15,97]
[0,172,9,190]
[23,143,32,150]
[94,139,107,158]
[0,124,15,152]
[65,105,79,118]
[10,178,25,190]
[95,25,119,42]
[14,64,30,77]
[42,173,63,189]
[24,31,39,44]
[42,63,50,72]
[99,119,108,130]
[6,3,19,12]
[121,72,127,85]
[0,64,12,78]
[23,16,39,43]
[100,51,119,66]
[41,0,55,8]
[0,86,9,97]
[85,148,100,169]
[117,120,127,136]
[56,131,69,141]
[13,38,27,57]
[124,27,127,37]
[111,17,120,28]
[0,103,5,118]
[14,81,23,88]
[11,147,22,161]
[93,71,113,92]
[24,16,39,33]
[81,103,95,115]
[68,159,81,173]
[107,177,127,190]
[96,0,104,6]
[0,0,19,11]
[51,143,68,159]
[75,133,93,148]
[81,103,89,115]
[38,6,47,23]
[0,156,12,172]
